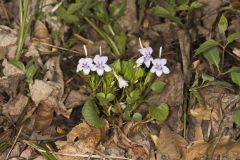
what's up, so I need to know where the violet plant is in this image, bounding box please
[77,42,170,128]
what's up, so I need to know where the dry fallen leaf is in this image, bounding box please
[2,59,25,76]
[186,136,240,159]
[190,104,212,120]
[55,122,103,160]
[151,126,188,160]
[148,63,184,106]
[0,25,18,60]
[32,20,53,54]
[2,94,28,122]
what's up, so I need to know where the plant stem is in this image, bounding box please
[84,17,120,56]
[107,24,115,36]
[183,87,188,138]
[15,0,30,60]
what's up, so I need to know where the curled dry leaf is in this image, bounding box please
[190,104,212,120]
[0,25,18,60]
[0,75,24,99]
[30,80,54,106]
[2,94,28,122]
[64,90,88,109]
[198,0,222,30]
[186,136,240,159]
[151,126,188,160]
[55,122,103,159]
[32,20,53,54]
[34,97,56,132]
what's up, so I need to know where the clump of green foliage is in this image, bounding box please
[56,0,127,57]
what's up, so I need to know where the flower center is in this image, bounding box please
[155,64,163,70]
[144,53,151,61]
[82,63,90,69]
[96,62,104,69]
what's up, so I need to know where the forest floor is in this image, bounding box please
[1,0,240,160]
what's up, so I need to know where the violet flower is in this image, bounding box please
[136,47,153,68]
[76,58,94,75]
[92,55,112,76]
[150,58,170,77]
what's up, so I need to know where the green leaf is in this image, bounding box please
[230,68,240,85]
[10,59,25,71]
[26,63,38,83]
[64,15,79,23]
[177,4,190,11]
[111,59,121,73]
[194,39,220,56]
[227,32,240,45]
[110,0,126,20]
[134,67,145,80]
[178,0,189,5]
[203,47,220,69]
[190,1,203,9]
[56,6,67,20]
[94,2,109,24]
[106,93,115,102]
[149,103,169,122]
[201,73,215,84]
[132,112,142,122]
[233,110,240,124]
[226,66,240,74]
[144,72,154,86]
[149,6,183,26]
[96,92,106,104]
[114,32,127,55]
[218,15,228,33]
[150,80,166,94]
[126,89,141,105]
[82,100,105,128]
[208,80,232,88]
[67,3,83,15]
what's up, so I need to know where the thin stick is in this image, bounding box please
[38,41,82,54]
[53,152,132,160]
[159,46,162,58]
[83,45,88,57]
[138,37,143,48]
[6,126,23,159]
[51,0,63,13]
[100,46,102,56]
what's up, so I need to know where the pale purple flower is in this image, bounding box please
[77,58,94,75]
[92,55,112,76]
[136,47,153,68]
[150,58,170,77]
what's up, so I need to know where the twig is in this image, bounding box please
[5,126,23,160]
[52,152,132,160]
[37,41,82,54]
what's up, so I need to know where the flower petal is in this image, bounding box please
[152,58,161,65]
[100,56,108,64]
[85,58,93,64]
[146,47,153,55]
[162,66,170,74]
[93,55,101,63]
[104,64,112,72]
[144,59,151,68]
[150,66,156,73]
[155,70,163,77]
[83,68,90,75]
[159,58,167,65]
[97,69,104,76]
[136,56,144,65]
[91,65,97,71]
